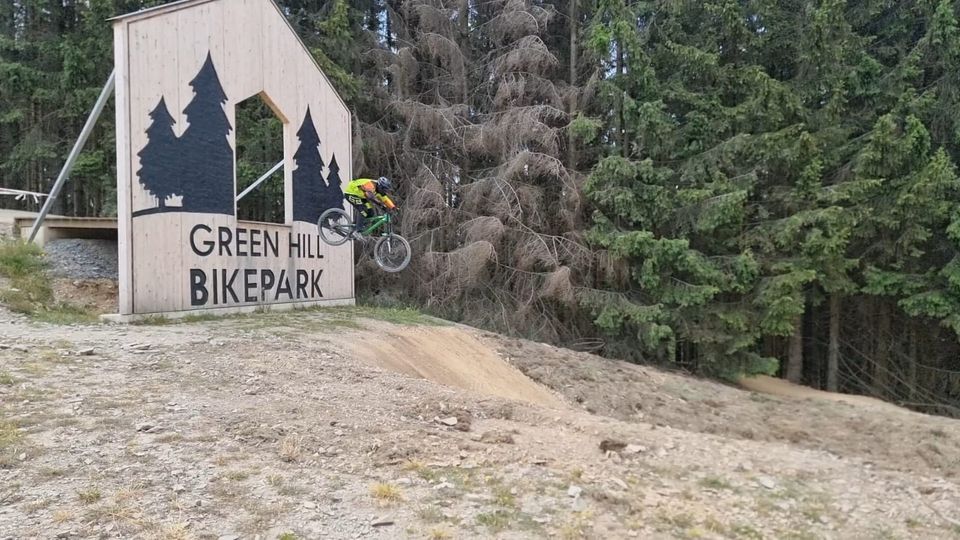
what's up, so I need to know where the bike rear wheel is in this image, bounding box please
[373,234,411,273]
[317,208,355,246]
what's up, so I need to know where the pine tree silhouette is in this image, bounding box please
[137,97,181,210]
[179,52,235,215]
[292,107,325,223]
[322,154,345,213]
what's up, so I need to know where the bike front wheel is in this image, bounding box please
[373,234,412,273]
[318,208,355,246]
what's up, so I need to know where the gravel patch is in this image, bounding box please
[43,238,118,280]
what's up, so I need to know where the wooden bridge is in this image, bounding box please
[0,210,118,245]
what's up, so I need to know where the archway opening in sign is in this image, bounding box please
[235,92,286,224]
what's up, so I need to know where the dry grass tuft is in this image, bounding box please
[52,508,75,524]
[87,489,146,532]
[699,476,734,491]
[39,466,66,479]
[24,498,51,513]
[225,470,250,482]
[0,420,22,449]
[476,510,516,533]
[417,506,445,523]
[428,529,452,540]
[154,522,194,540]
[278,434,303,463]
[370,482,403,504]
[77,488,102,504]
[155,433,184,444]
[559,510,594,539]
[237,499,288,533]
[402,459,427,472]
[493,485,518,508]
[405,460,440,482]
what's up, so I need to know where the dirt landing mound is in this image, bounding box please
[350,325,563,407]
[739,375,905,412]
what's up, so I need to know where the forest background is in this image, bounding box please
[3,0,960,416]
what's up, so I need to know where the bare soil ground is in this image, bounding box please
[0,307,959,540]
[51,279,119,315]
[497,337,960,479]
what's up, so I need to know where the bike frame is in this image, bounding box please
[360,212,392,237]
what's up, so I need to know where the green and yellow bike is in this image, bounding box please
[317,207,412,273]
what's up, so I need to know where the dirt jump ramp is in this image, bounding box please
[348,325,563,408]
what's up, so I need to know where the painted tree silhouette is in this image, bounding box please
[179,52,235,215]
[292,107,325,223]
[137,97,180,209]
[322,153,344,213]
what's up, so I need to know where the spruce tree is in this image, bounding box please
[583,0,774,374]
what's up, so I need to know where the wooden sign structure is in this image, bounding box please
[111,0,354,318]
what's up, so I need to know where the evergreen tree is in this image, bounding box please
[136,97,180,209]
[368,0,593,343]
[179,52,234,215]
[583,0,775,374]
[580,0,960,404]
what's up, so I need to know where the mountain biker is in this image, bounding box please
[344,176,397,236]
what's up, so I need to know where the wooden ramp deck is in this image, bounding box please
[1,210,118,245]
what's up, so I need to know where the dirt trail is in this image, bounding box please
[1,308,959,540]
[738,375,907,411]
[349,325,563,408]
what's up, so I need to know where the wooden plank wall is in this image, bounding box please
[113,0,353,315]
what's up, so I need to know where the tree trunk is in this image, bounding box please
[786,315,803,384]
[569,0,578,86]
[368,1,380,33]
[827,294,840,392]
[908,323,918,401]
[386,1,394,50]
[459,0,469,34]
[616,40,627,157]
[874,301,891,398]
[566,0,578,169]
